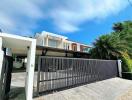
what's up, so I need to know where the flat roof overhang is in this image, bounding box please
[0,33,36,100]
[0,33,90,56]
[36,45,90,55]
[0,33,36,55]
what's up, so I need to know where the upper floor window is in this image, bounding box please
[83,47,90,53]
[72,43,77,51]
[63,43,70,50]
[48,39,58,48]
[41,40,45,46]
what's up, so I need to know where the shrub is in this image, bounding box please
[121,52,132,72]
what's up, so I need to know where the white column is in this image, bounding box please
[118,60,122,77]
[77,43,80,51]
[60,39,63,48]
[42,38,45,46]
[46,35,48,46]
[69,42,72,50]
[25,40,36,100]
[0,37,4,79]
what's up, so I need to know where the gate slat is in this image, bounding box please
[37,57,118,94]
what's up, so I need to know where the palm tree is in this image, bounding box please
[90,34,121,59]
[113,21,132,54]
[113,23,123,32]
[90,21,132,60]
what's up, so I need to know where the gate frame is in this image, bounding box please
[37,56,121,95]
[0,34,36,100]
[117,60,122,77]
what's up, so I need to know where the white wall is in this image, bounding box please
[25,40,36,100]
[0,37,4,80]
[36,36,44,46]
[36,32,69,49]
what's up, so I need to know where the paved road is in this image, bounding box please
[34,78,132,100]
[11,72,132,100]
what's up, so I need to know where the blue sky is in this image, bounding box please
[0,0,132,45]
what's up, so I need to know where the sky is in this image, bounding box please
[0,0,132,45]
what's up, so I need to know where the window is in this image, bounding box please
[63,43,66,49]
[73,46,77,51]
[48,39,58,48]
[41,40,45,46]
[63,43,70,50]
[72,44,77,51]
[67,44,69,50]
[83,47,90,53]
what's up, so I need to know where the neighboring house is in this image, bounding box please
[71,41,91,53]
[35,31,91,53]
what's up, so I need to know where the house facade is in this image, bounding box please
[35,31,91,53]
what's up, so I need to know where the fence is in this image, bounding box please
[37,56,119,95]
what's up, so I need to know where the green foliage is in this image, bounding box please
[90,34,120,59]
[112,21,132,54]
[121,52,132,72]
[90,20,132,71]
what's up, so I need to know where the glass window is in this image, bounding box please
[83,47,90,53]
[63,43,70,50]
[48,39,58,48]
[41,40,45,46]
[63,43,66,49]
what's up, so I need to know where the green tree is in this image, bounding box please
[90,21,132,59]
[113,21,132,52]
[90,21,132,71]
[90,34,122,59]
[121,52,132,72]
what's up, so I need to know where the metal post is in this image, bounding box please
[37,57,41,96]
[117,60,122,77]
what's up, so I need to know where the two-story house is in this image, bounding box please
[35,31,91,53]
[35,31,71,50]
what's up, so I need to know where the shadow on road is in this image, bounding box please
[9,87,25,100]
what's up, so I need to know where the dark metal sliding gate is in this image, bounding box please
[37,56,118,94]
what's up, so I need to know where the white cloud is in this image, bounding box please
[49,0,129,32]
[0,0,45,36]
[0,0,129,35]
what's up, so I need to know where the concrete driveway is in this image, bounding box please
[11,72,132,100]
[34,78,132,100]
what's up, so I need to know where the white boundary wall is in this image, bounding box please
[25,40,36,100]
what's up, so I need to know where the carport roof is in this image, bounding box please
[0,33,36,54]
